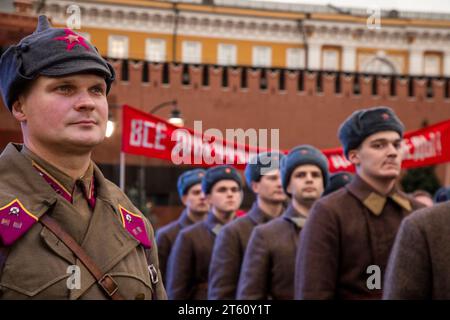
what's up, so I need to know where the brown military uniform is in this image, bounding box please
[383,201,450,299]
[0,143,167,300]
[156,209,195,285]
[295,174,424,300]
[237,204,305,300]
[166,211,224,300]
[208,202,276,300]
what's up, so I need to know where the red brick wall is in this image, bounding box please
[98,62,450,164]
[2,61,450,182]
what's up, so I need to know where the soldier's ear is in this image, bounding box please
[286,181,292,195]
[181,194,188,206]
[11,98,27,122]
[348,149,360,166]
[251,181,259,194]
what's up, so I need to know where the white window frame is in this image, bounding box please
[322,47,340,71]
[423,53,442,76]
[286,48,305,69]
[252,46,272,67]
[108,35,129,59]
[217,43,237,66]
[145,38,166,62]
[182,41,202,64]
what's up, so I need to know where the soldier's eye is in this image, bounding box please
[91,86,105,95]
[372,143,383,149]
[56,85,73,94]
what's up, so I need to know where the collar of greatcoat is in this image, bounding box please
[178,208,195,228]
[283,203,307,229]
[247,201,278,225]
[204,211,226,236]
[346,174,412,216]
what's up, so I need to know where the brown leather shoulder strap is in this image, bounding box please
[39,214,125,300]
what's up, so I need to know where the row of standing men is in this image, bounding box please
[157,105,441,300]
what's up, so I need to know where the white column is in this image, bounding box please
[307,43,321,70]
[444,51,450,77]
[409,49,423,76]
[120,152,125,191]
[342,46,356,72]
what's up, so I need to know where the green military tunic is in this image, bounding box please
[0,143,167,300]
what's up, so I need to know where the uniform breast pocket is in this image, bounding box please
[109,272,154,300]
[0,252,70,299]
[106,247,157,300]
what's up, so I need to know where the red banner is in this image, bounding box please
[122,104,450,172]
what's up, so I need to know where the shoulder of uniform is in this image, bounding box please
[157,220,179,237]
[251,220,272,235]
[397,191,426,211]
[100,178,155,249]
[222,217,244,232]
[181,220,205,237]
[406,201,450,227]
[101,178,147,219]
[311,189,349,217]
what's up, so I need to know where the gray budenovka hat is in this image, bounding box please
[0,15,115,111]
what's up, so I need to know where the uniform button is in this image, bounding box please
[134,293,145,300]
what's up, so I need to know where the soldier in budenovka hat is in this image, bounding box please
[166,165,243,300]
[295,106,424,300]
[0,16,166,299]
[156,169,209,285]
[237,145,328,300]
[208,152,286,300]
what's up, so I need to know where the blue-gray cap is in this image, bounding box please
[177,169,206,199]
[322,172,353,197]
[338,106,404,159]
[434,186,450,203]
[244,151,284,189]
[201,165,243,195]
[280,144,329,196]
[0,15,115,111]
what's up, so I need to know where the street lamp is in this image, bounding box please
[149,99,184,127]
[105,119,115,138]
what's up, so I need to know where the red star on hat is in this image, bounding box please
[301,149,308,154]
[54,28,90,51]
[225,168,231,173]
[382,113,390,120]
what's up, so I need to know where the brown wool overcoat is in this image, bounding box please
[208,202,275,300]
[383,201,450,299]
[166,212,224,300]
[237,204,305,300]
[156,209,195,285]
[295,174,424,300]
